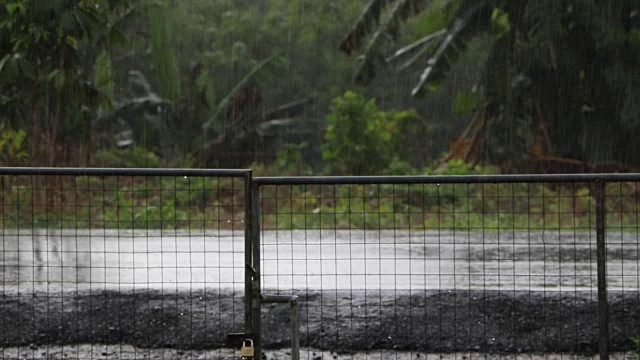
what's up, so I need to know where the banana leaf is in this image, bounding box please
[201,53,284,143]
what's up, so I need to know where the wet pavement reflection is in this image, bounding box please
[0,229,638,292]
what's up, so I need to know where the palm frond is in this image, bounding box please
[350,0,433,84]
[147,2,181,102]
[411,0,493,97]
[202,53,283,138]
[385,28,447,71]
[339,0,399,56]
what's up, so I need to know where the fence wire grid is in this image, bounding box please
[256,177,640,359]
[0,168,250,359]
[0,170,640,360]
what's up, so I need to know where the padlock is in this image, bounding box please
[240,339,254,359]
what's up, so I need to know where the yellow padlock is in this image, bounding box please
[240,339,254,359]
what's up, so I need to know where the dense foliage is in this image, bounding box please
[341,0,640,172]
[1,0,639,174]
[109,0,376,168]
[0,0,134,166]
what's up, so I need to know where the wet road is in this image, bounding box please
[0,229,638,292]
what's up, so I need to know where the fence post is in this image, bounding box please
[244,171,254,336]
[595,180,609,360]
[250,180,262,359]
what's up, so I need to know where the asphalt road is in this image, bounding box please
[0,229,638,292]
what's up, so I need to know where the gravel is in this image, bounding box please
[1,289,639,359]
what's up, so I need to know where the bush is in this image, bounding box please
[0,125,28,166]
[321,91,418,175]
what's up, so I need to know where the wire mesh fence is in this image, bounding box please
[604,181,640,352]
[0,168,250,359]
[1,171,640,359]
[256,177,640,359]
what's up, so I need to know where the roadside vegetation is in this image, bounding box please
[1,161,638,231]
[1,0,639,231]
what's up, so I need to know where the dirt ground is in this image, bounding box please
[1,289,639,359]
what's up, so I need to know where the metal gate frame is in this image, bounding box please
[2,168,640,359]
[0,167,256,349]
[248,172,640,360]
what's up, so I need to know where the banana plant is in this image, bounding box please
[145,0,181,103]
[200,53,285,149]
[340,0,494,93]
[341,0,640,171]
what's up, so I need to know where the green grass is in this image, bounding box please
[258,181,638,231]
[0,175,241,230]
[0,172,638,231]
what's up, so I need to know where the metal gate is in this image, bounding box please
[251,174,640,360]
[0,167,253,359]
[1,169,640,359]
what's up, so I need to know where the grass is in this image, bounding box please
[0,174,243,230]
[0,172,638,231]
[258,181,639,230]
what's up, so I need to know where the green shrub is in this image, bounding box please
[0,125,28,166]
[322,91,418,175]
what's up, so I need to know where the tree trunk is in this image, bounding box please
[29,83,45,167]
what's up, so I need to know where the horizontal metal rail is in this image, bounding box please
[0,167,251,177]
[2,168,638,182]
[255,173,640,185]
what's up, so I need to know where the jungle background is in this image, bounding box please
[1,0,639,175]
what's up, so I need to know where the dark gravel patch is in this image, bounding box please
[1,289,639,354]
[0,289,244,349]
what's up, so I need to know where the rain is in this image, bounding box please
[1,1,640,359]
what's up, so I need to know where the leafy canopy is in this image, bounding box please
[341,0,640,170]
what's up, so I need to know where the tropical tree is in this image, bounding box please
[141,0,372,167]
[92,0,183,165]
[0,0,134,166]
[341,0,640,172]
